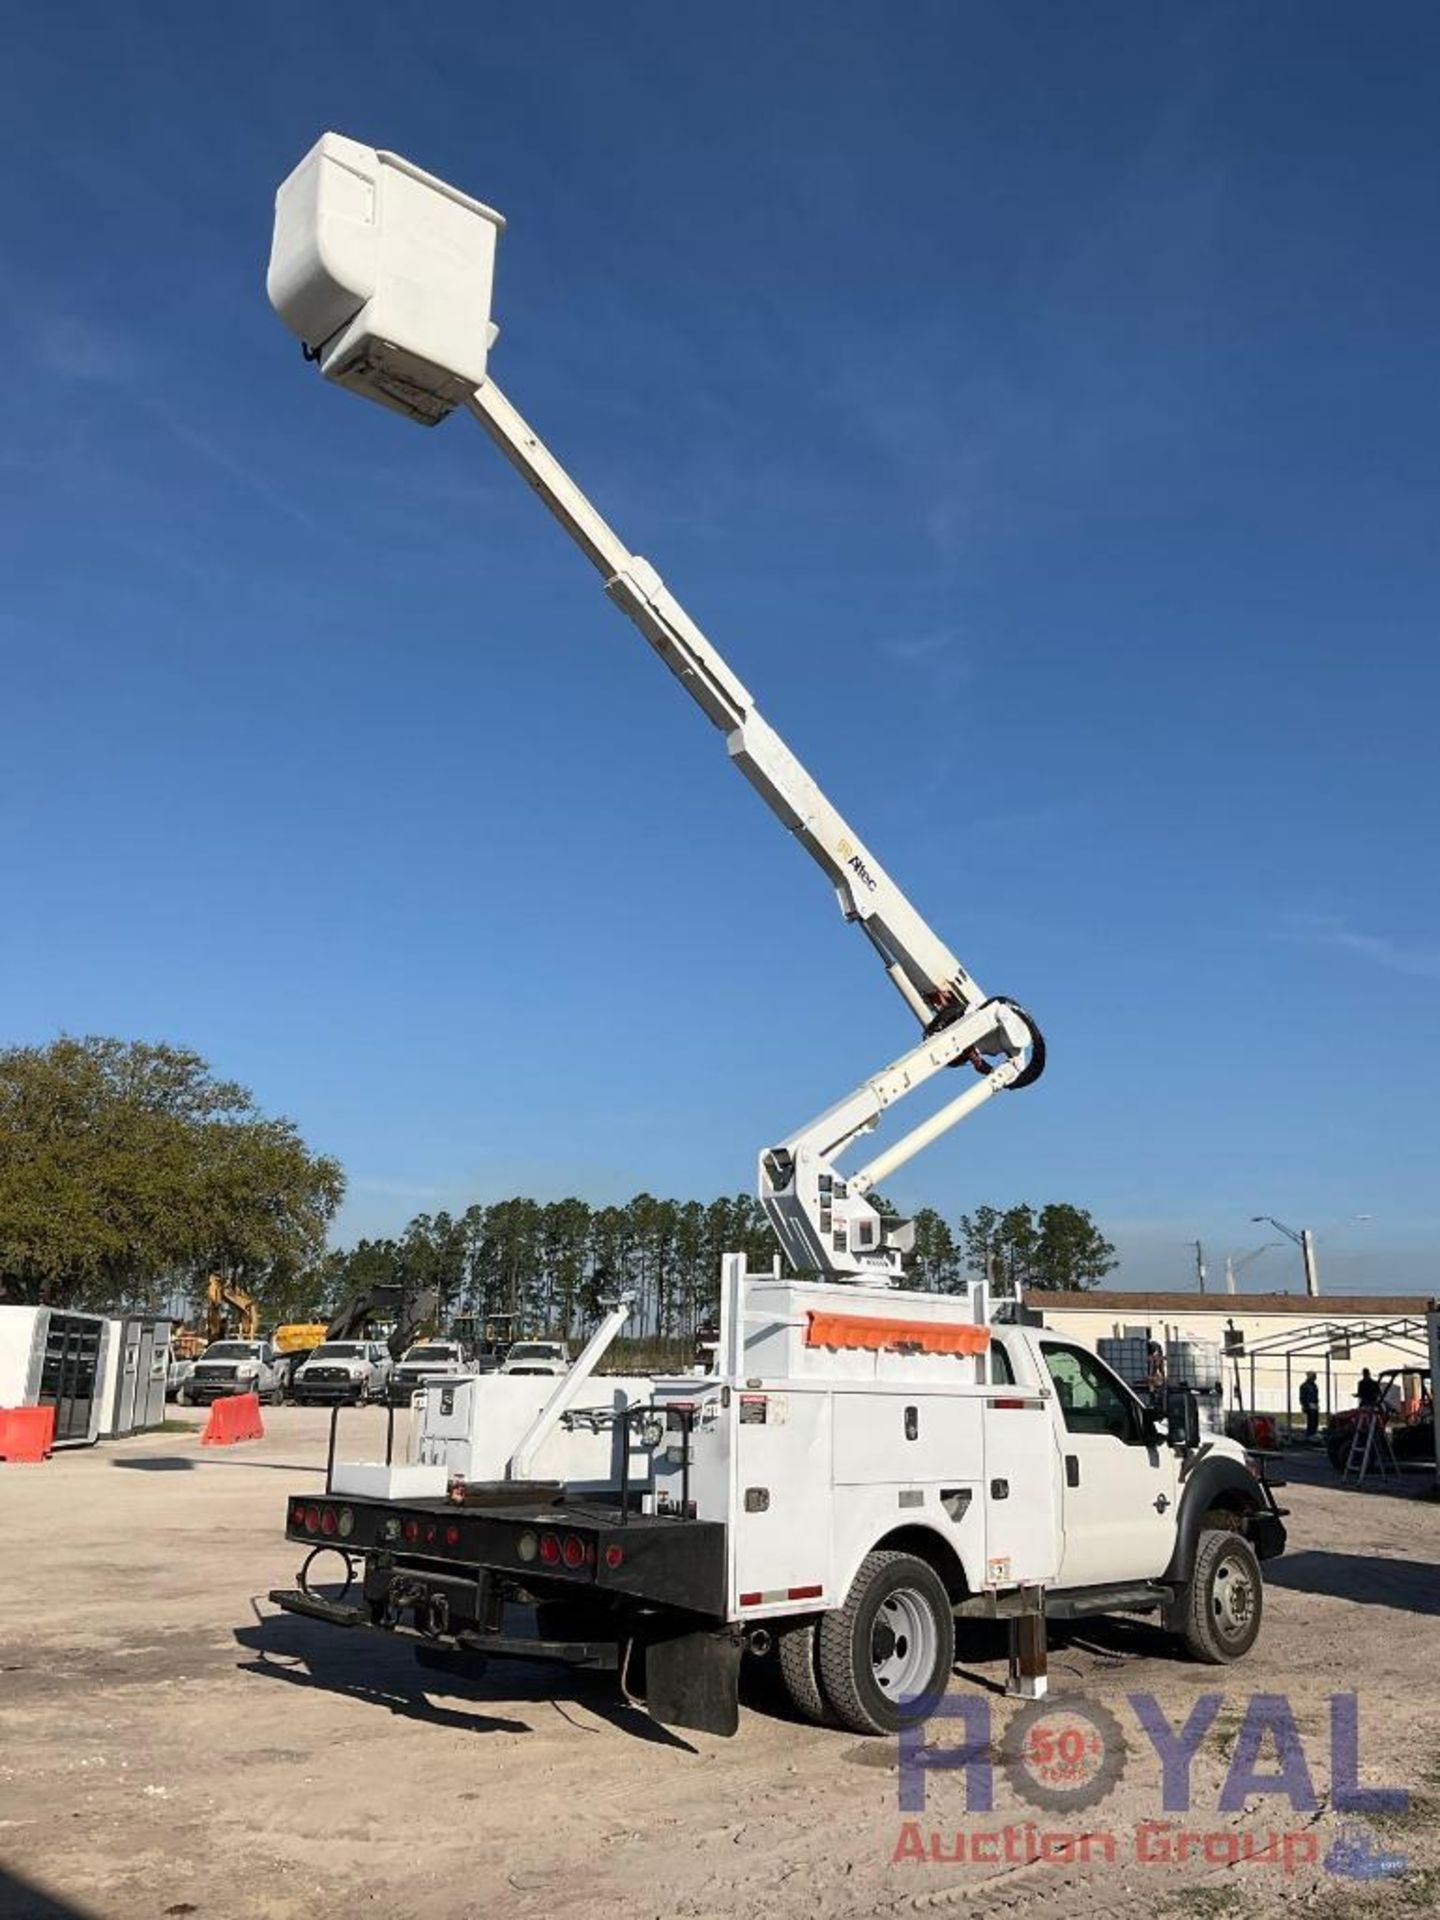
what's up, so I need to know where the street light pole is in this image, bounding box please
[1251,1213,1371,1300]
[1251,1216,1315,1296]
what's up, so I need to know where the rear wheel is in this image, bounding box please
[817,1550,954,1735]
[1176,1529,1263,1663]
[776,1615,830,1724]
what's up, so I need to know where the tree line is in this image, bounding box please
[314,1195,1117,1340]
[0,1037,1117,1331]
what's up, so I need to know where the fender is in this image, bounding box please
[1162,1450,1272,1586]
[834,1515,984,1613]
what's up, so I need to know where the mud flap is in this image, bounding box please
[644,1625,742,1738]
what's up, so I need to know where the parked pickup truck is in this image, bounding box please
[499,1340,569,1376]
[270,1269,1287,1740]
[388,1341,470,1405]
[187,1340,281,1405]
[290,1341,392,1406]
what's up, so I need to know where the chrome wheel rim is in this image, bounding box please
[871,1588,937,1699]
[1211,1553,1256,1643]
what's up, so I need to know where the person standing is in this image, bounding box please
[1355,1367,1381,1409]
[1145,1339,1167,1410]
[1299,1370,1321,1440]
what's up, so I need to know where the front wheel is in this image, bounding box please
[817,1551,954,1735]
[1174,1529,1263,1663]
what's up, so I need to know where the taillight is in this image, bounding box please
[539,1532,560,1566]
[320,1508,337,1537]
[444,1524,461,1547]
[290,1502,306,1528]
[402,1519,420,1544]
[604,1544,624,1570]
[304,1504,321,1535]
[561,1534,586,1570]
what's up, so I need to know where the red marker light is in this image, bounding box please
[562,1534,586,1569]
[402,1519,420,1544]
[539,1533,560,1566]
[304,1505,321,1535]
[320,1507,337,1537]
[444,1524,461,1547]
[603,1544,624,1570]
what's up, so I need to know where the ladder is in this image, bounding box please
[1343,1407,1400,1485]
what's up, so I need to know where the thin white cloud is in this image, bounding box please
[1285,914,1440,983]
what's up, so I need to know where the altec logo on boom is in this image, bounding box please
[892,1692,1408,1880]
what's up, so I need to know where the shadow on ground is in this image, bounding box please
[110,1455,324,1473]
[1264,1550,1440,1615]
[0,1866,100,1920]
[234,1606,696,1748]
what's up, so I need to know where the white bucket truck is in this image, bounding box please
[263,137,1286,1737]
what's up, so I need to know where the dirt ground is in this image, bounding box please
[1,1410,1437,1920]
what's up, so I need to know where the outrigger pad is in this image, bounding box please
[645,1626,743,1738]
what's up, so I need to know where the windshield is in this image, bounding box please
[205,1344,259,1360]
[404,1346,458,1362]
[310,1344,365,1360]
[508,1343,561,1361]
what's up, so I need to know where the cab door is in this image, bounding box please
[1039,1340,1179,1590]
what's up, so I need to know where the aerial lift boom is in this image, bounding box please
[268,134,1045,1284]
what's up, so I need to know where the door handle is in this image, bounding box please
[1154,1493,1170,1513]
[1065,1454,1080,1488]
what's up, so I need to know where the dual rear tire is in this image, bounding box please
[778,1551,955,1736]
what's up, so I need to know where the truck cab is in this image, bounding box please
[291,1341,392,1406]
[188,1340,280,1405]
[500,1340,569,1376]
[388,1341,470,1405]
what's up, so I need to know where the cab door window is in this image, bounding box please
[1041,1342,1141,1443]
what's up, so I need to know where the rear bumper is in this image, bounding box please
[269,1586,620,1669]
[282,1490,727,1617]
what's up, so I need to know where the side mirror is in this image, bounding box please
[1164,1385,1201,1451]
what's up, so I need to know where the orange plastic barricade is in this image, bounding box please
[805,1311,990,1356]
[200,1392,265,1446]
[0,1405,57,1462]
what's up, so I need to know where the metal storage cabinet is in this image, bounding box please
[97,1315,174,1437]
[0,1305,109,1445]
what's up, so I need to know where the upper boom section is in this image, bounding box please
[466,381,979,1028]
[266,132,979,1029]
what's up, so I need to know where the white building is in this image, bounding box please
[1032,1290,1432,1423]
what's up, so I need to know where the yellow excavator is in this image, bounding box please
[204,1274,261,1343]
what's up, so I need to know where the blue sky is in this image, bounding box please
[3,3,1437,1293]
